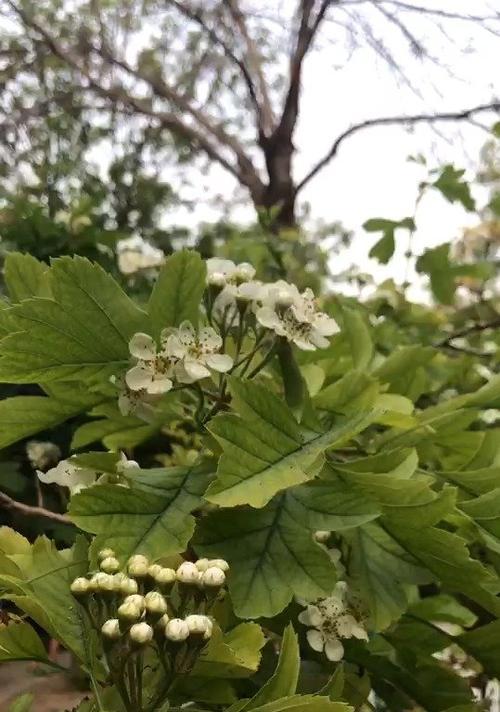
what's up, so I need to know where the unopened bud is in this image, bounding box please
[129,622,153,645]
[147,564,163,579]
[235,262,255,283]
[165,618,189,642]
[157,613,170,630]
[314,531,331,543]
[71,577,90,597]
[122,594,145,612]
[144,591,168,616]
[118,601,142,622]
[185,614,212,639]
[208,558,229,572]
[176,561,200,585]
[92,572,115,593]
[100,556,120,574]
[128,554,149,578]
[98,548,116,561]
[101,619,121,640]
[201,566,225,588]
[155,567,176,589]
[195,558,211,572]
[119,577,139,595]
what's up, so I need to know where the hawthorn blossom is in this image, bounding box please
[164,321,233,383]
[206,258,255,287]
[125,332,175,394]
[256,280,339,350]
[37,460,97,495]
[298,581,368,661]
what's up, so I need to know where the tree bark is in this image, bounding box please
[260,134,297,230]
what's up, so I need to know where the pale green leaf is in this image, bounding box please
[194,623,266,678]
[342,307,373,369]
[0,621,49,664]
[4,252,51,301]
[8,693,34,712]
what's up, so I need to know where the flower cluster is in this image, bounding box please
[124,322,233,397]
[71,551,228,650]
[298,581,368,661]
[37,453,138,495]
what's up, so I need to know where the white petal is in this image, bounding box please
[146,375,173,395]
[352,623,369,641]
[67,467,97,493]
[306,629,325,653]
[183,358,211,381]
[235,262,256,281]
[37,460,75,486]
[163,333,186,359]
[129,333,156,360]
[205,353,233,373]
[238,281,264,301]
[256,306,283,331]
[177,321,196,346]
[325,637,344,661]
[298,605,323,628]
[313,314,340,336]
[309,330,331,349]
[199,327,223,351]
[336,614,358,638]
[125,364,153,391]
[292,335,316,351]
[206,258,236,280]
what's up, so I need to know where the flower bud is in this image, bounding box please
[122,594,145,612]
[235,262,256,283]
[195,558,211,572]
[147,564,163,579]
[112,572,128,587]
[165,618,189,642]
[101,619,121,640]
[176,561,200,585]
[129,622,153,645]
[100,556,120,574]
[118,601,142,622]
[119,577,139,595]
[98,548,116,561]
[314,531,330,543]
[70,577,90,597]
[208,558,229,572]
[128,554,149,578]
[144,591,168,616]
[201,566,225,588]
[92,572,115,593]
[185,614,212,639]
[157,613,170,630]
[155,567,177,589]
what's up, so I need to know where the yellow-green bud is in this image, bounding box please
[122,594,145,612]
[201,566,225,588]
[176,561,200,585]
[100,556,120,574]
[101,619,121,639]
[208,558,229,572]
[165,618,189,642]
[98,548,116,561]
[92,572,115,593]
[144,591,168,616]
[128,555,149,578]
[129,622,153,645]
[195,558,211,572]
[119,577,139,595]
[147,564,163,579]
[314,531,330,543]
[70,577,90,597]
[156,613,170,630]
[155,567,176,589]
[118,601,142,622]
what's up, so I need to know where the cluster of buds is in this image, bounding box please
[70,551,228,652]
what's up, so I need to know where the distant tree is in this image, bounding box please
[1,0,499,228]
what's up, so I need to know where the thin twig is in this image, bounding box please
[0,491,70,524]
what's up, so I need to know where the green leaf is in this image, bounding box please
[0,256,147,383]
[148,250,206,337]
[205,378,376,508]
[278,339,305,415]
[341,308,373,370]
[313,370,379,414]
[70,463,213,563]
[194,493,338,618]
[4,252,51,301]
[374,346,435,395]
[459,488,500,553]
[243,624,299,710]
[194,623,266,678]
[8,693,34,712]
[0,388,104,449]
[0,621,49,664]
[432,165,475,211]
[416,243,457,304]
[251,696,351,712]
[458,620,500,678]
[364,217,415,264]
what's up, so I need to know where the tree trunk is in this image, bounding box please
[259,134,297,231]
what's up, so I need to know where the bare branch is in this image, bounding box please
[223,0,275,136]
[0,491,70,524]
[338,0,500,22]
[296,101,500,193]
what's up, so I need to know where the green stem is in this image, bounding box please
[247,340,279,379]
[136,651,144,711]
[128,656,138,710]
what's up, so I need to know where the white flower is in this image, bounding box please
[206,258,256,287]
[298,582,368,662]
[37,459,97,495]
[164,322,233,383]
[26,440,61,470]
[116,452,140,473]
[117,236,164,276]
[126,332,175,394]
[256,281,339,351]
[481,409,500,425]
[213,280,265,324]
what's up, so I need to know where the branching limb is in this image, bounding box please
[0,491,70,524]
[296,101,500,193]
